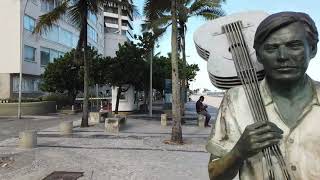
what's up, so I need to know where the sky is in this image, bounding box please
[132,0,320,92]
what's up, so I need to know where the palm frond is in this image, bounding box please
[143,0,171,21]
[177,4,188,23]
[180,0,194,6]
[193,7,226,20]
[33,0,69,34]
[142,15,172,33]
[66,2,84,29]
[153,26,169,39]
[189,0,224,13]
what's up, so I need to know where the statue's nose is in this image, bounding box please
[278,46,289,61]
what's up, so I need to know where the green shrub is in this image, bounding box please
[41,94,73,109]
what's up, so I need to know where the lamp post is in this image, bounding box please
[149,49,153,117]
[18,0,30,119]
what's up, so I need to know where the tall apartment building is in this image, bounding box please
[103,0,134,57]
[103,1,138,112]
[0,0,104,99]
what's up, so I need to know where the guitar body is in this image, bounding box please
[194,11,269,89]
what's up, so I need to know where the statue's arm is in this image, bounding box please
[208,121,284,180]
[208,150,243,180]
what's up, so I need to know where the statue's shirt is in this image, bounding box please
[207,77,320,180]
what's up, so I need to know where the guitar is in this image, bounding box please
[194,11,292,179]
[194,11,268,89]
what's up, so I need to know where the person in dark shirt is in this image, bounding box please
[196,96,211,127]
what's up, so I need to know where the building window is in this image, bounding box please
[40,47,50,66]
[50,49,59,62]
[88,11,97,25]
[106,27,118,33]
[42,25,76,48]
[41,47,63,66]
[13,77,40,93]
[59,51,65,57]
[121,10,128,16]
[42,24,59,42]
[106,7,118,14]
[24,45,36,62]
[105,17,118,24]
[88,25,97,42]
[72,34,79,48]
[41,0,55,12]
[59,28,73,47]
[24,15,35,32]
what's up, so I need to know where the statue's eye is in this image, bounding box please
[263,44,278,52]
[287,41,304,49]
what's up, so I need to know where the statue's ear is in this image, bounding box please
[310,44,317,59]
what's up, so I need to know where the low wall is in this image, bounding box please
[0,101,56,116]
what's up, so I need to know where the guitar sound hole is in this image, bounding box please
[228,43,244,52]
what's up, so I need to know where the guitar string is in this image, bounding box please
[230,22,276,180]
[223,22,291,180]
[231,22,291,180]
[223,24,275,179]
[231,21,291,180]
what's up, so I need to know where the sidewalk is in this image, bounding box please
[0,96,223,180]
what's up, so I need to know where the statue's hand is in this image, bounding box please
[232,121,283,160]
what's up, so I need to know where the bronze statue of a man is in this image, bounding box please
[207,11,320,180]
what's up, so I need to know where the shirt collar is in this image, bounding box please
[259,76,320,106]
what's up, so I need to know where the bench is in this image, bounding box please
[105,116,126,133]
[197,114,205,128]
[89,111,111,124]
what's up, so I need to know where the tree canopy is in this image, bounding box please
[40,47,110,101]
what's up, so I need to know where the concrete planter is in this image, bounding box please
[161,114,167,126]
[59,121,73,135]
[19,131,37,149]
[0,101,56,116]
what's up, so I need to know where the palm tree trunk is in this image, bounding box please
[170,0,182,143]
[81,2,89,127]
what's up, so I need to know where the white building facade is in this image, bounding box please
[103,1,138,112]
[0,0,104,99]
[0,0,137,112]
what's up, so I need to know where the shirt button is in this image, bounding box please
[291,165,297,171]
[288,138,294,144]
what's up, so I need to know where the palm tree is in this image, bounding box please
[143,0,226,143]
[170,0,183,143]
[34,0,134,127]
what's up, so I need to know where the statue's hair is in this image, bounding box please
[253,11,319,52]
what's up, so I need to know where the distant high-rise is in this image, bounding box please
[103,0,134,57]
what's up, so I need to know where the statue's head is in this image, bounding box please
[253,12,318,82]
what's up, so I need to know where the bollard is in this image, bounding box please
[161,114,167,126]
[59,121,73,135]
[197,114,205,128]
[19,131,37,149]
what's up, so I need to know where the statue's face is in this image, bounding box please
[257,22,316,82]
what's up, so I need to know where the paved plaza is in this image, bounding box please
[0,95,223,180]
